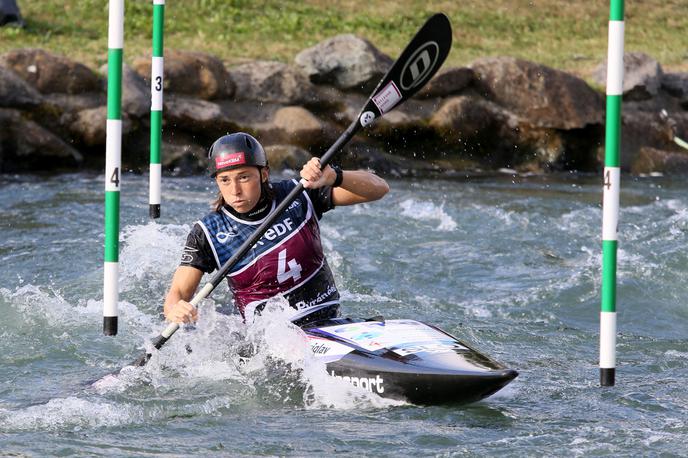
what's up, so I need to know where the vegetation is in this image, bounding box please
[1,0,686,77]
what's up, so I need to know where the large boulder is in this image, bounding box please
[631,146,688,175]
[69,106,133,147]
[616,108,677,170]
[415,67,475,99]
[228,60,318,105]
[132,49,234,100]
[593,52,663,101]
[256,106,337,150]
[0,64,42,108]
[0,49,101,94]
[164,94,238,136]
[99,63,149,118]
[219,99,283,134]
[429,95,567,171]
[338,142,444,177]
[470,57,604,130]
[430,96,512,143]
[0,108,83,172]
[160,132,208,175]
[264,144,312,171]
[295,34,393,93]
[45,93,105,114]
[662,72,688,107]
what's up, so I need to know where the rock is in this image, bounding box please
[99,63,149,118]
[662,72,688,106]
[429,95,568,170]
[631,146,688,175]
[430,96,509,142]
[264,144,312,171]
[164,94,238,136]
[228,60,318,105]
[45,93,105,114]
[415,67,475,99]
[369,97,443,138]
[69,106,133,147]
[0,108,82,172]
[0,64,42,108]
[329,90,368,125]
[219,99,283,134]
[338,142,443,177]
[160,133,208,175]
[295,34,393,92]
[268,106,327,147]
[132,49,234,100]
[0,48,101,94]
[593,52,663,101]
[471,56,604,129]
[617,108,677,170]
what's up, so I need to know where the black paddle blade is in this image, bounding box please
[358,13,453,127]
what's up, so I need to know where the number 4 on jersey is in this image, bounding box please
[277,249,302,284]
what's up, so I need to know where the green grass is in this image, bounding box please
[1,0,686,78]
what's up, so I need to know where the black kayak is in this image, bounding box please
[301,317,517,405]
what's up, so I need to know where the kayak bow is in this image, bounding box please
[303,318,517,405]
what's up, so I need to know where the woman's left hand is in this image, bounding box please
[300,157,335,189]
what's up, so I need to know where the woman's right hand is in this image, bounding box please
[165,300,198,324]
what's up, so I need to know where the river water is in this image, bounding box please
[1,171,687,456]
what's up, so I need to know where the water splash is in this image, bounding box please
[398,198,457,231]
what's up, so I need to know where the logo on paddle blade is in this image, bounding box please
[359,111,376,127]
[400,41,440,91]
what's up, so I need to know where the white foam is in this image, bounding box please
[119,222,190,289]
[0,397,142,431]
[471,204,529,229]
[399,198,457,231]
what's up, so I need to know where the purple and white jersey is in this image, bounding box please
[195,180,339,320]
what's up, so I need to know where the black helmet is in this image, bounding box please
[208,132,268,177]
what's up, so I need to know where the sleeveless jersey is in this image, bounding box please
[196,179,339,321]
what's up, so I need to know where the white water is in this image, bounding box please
[2,172,688,456]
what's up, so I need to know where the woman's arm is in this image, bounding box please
[163,266,204,323]
[300,157,389,206]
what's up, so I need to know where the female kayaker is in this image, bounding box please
[163,132,389,326]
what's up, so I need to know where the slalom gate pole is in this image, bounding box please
[104,0,125,336]
[600,0,625,387]
[149,0,165,219]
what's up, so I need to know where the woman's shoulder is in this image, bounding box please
[269,178,299,191]
[197,208,226,225]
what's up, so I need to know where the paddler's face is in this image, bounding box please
[216,166,268,213]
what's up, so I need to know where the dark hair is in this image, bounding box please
[211,168,274,212]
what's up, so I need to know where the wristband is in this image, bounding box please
[331,165,344,187]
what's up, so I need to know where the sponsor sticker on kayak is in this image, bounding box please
[329,370,385,394]
[308,335,354,363]
[316,319,468,353]
[390,340,466,356]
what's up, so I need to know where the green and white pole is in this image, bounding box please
[149,0,165,219]
[104,0,124,336]
[600,0,624,387]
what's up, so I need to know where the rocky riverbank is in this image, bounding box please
[1,34,688,176]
